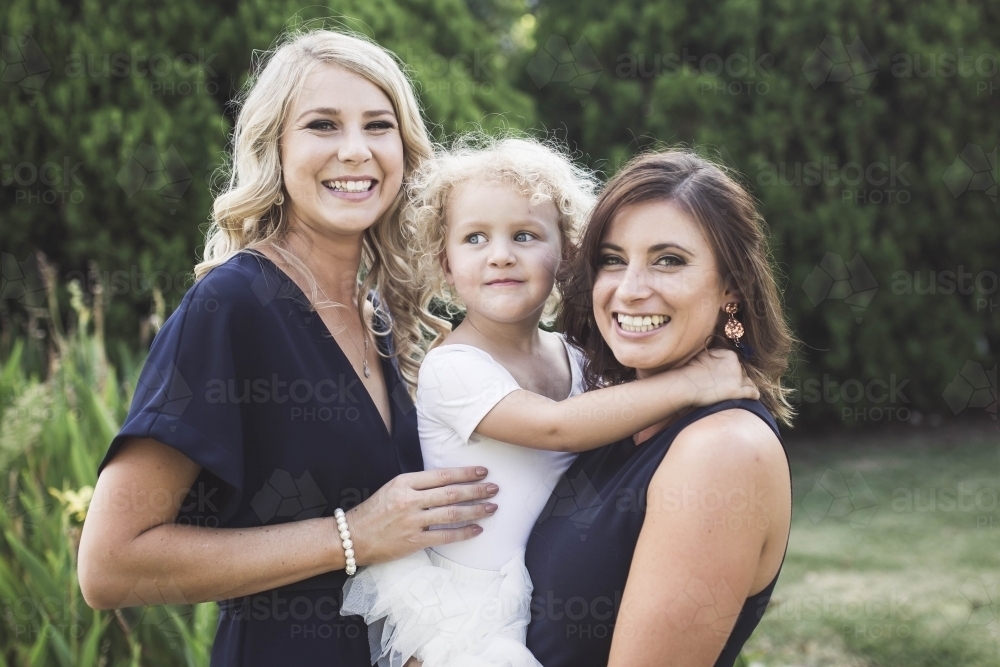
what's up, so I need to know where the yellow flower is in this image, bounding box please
[48,485,94,523]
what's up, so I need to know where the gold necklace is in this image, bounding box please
[315,283,371,379]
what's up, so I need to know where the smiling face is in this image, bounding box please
[279,64,405,240]
[442,180,563,325]
[593,200,735,377]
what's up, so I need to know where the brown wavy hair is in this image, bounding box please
[557,149,796,426]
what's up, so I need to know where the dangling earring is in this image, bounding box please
[724,302,744,343]
[275,189,285,206]
[724,302,753,359]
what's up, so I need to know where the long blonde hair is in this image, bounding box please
[196,28,444,390]
[407,134,598,348]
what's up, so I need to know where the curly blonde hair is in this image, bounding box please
[195,27,440,390]
[408,135,599,348]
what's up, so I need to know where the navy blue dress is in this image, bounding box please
[525,399,788,667]
[96,252,423,666]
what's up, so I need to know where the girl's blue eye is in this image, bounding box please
[307,120,335,131]
[467,233,486,244]
[514,231,535,242]
[599,255,623,266]
[367,120,396,131]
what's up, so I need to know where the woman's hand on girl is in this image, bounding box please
[345,467,499,566]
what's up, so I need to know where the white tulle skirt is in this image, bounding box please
[340,548,540,667]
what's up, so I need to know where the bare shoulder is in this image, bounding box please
[656,408,786,484]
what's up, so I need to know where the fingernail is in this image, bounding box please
[486,484,499,494]
[485,503,498,514]
[476,467,488,477]
[472,525,483,535]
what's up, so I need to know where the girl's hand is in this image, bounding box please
[681,348,759,407]
[345,467,499,566]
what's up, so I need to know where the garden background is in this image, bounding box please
[0,0,997,665]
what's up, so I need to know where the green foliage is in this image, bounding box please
[0,286,216,665]
[519,0,999,424]
[1,0,534,353]
[2,0,996,423]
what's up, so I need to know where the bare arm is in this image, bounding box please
[78,438,499,610]
[606,410,791,666]
[475,348,758,452]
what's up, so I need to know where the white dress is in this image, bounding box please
[341,334,585,667]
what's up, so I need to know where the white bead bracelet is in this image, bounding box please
[334,508,357,575]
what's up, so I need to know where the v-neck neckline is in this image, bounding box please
[248,251,395,440]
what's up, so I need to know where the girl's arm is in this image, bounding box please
[475,348,758,452]
[605,409,790,666]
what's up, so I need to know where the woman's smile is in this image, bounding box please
[613,312,671,334]
[593,199,730,376]
[281,64,404,238]
[321,176,379,200]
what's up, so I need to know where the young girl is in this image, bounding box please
[341,137,757,667]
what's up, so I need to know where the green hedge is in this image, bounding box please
[518,0,998,424]
[3,0,997,426]
[1,0,534,355]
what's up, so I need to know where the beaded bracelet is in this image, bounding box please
[334,508,357,575]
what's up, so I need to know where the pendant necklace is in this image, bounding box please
[314,283,371,378]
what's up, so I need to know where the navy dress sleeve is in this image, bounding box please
[98,269,248,526]
[95,253,425,666]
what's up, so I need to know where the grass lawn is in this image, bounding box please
[741,422,1000,667]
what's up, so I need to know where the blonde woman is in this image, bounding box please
[78,29,500,666]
